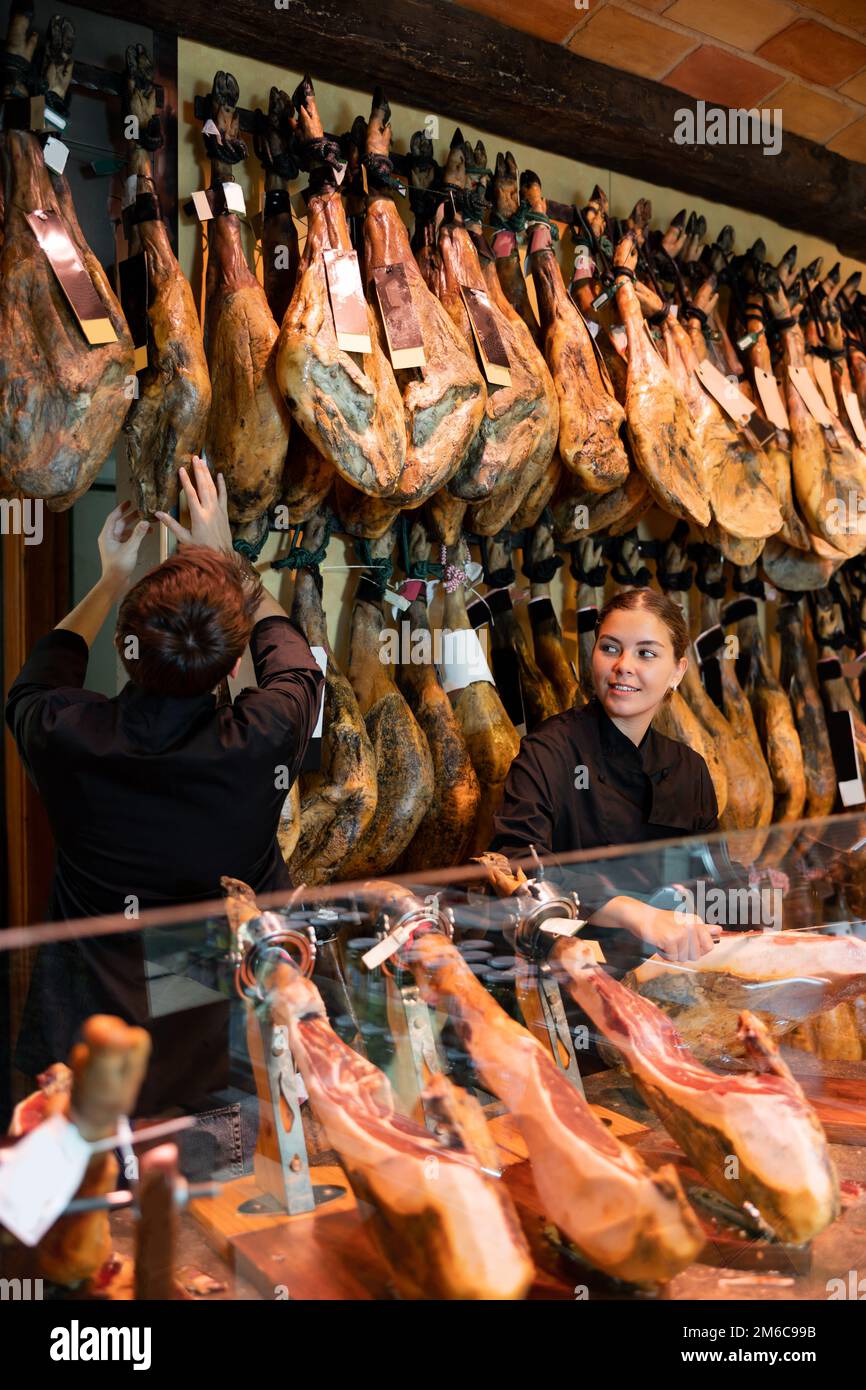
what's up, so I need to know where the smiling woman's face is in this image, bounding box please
[592,606,688,724]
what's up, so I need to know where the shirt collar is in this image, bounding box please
[590,696,679,777]
[117,683,217,752]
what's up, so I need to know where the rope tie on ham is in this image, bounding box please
[688,543,727,598]
[233,530,270,563]
[363,152,407,197]
[271,515,335,573]
[568,547,607,588]
[732,571,767,600]
[440,545,469,594]
[355,538,393,597]
[479,534,515,589]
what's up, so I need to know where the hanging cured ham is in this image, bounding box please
[264,959,533,1300]
[202,71,290,538]
[121,45,211,516]
[253,85,300,327]
[432,133,550,502]
[777,598,836,819]
[524,516,580,712]
[612,235,710,526]
[523,171,628,495]
[276,77,405,499]
[761,266,866,558]
[396,525,481,871]
[557,941,839,1245]
[465,148,558,534]
[0,13,134,507]
[286,514,377,885]
[441,540,520,855]
[337,539,434,879]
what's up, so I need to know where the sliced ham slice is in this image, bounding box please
[265,960,534,1300]
[557,940,839,1244]
[626,930,866,1060]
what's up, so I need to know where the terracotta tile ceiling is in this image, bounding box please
[450,0,866,162]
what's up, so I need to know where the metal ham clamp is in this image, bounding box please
[362,891,456,1129]
[235,907,341,1217]
[484,853,589,1095]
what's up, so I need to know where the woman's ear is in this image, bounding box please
[669,654,689,691]
[229,656,242,682]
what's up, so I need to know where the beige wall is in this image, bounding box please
[176,38,866,672]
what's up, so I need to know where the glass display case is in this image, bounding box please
[2,811,866,1302]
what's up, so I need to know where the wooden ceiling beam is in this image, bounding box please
[77,0,866,259]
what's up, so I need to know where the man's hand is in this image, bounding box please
[98,501,151,592]
[634,907,720,962]
[155,457,233,554]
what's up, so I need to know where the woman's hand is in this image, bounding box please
[634,907,720,961]
[98,501,151,592]
[155,456,233,554]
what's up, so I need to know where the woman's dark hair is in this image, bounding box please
[595,587,690,662]
[115,546,263,697]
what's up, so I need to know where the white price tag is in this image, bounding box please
[0,1114,91,1246]
[588,319,600,339]
[843,391,866,447]
[310,646,328,740]
[123,174,138,210]
[573,248,595,278]
[202,119,220,139]
[439,627,495,694]
[190,189,213,222]
[221,181,246,215]
[789,366,834,428]
[464,560,483,584]
[696,360,753,425]
[42,136,69,176]
[754,367,790,432]
[384,586,411,612]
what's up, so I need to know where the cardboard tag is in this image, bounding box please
[324,249,372,354]
[696,360,753,425]
[118,252,149,372]
[573,247,595,279]
[459,285,511,387]
[0,1114,91,1246]
[843,391,866,447]
[42,136,69,176]
[754,368,789,432]
[826,708,866,807]
[439,627,495,693]
[813,358,838,417]
[222,180,246,215]
[587,319,600,339]
[789,366,834,428]
[190,189,214,222]
[25,211,118,346]
[384,586,410,611]
[122,173,138,210]
[373,264,426,369]
[300,646,328,773]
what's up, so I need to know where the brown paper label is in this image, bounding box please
[460,285,511,387]
[789,366,834,428]
[843,391,866,447]
[754,367,789,431]
[26,211,117,346]
[696,360,753,424]
[813,357,839,416]
[373,264,426,370]
[324,248,372,355]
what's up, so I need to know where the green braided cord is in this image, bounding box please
[270,513,335,571]
[465,163,493,178]
[356,537,393,595]
[599,236,613,258]
[521,202,560,241]
[487,210,512,232]
[410,558,445,580]
[233,530,270,563]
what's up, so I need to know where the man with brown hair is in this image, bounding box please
[5,460,323,1120]
[6,459,323,921]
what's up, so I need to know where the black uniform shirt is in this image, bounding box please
[5,615,325,920]
[490,696,719,915]
[5,616,324,1099]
